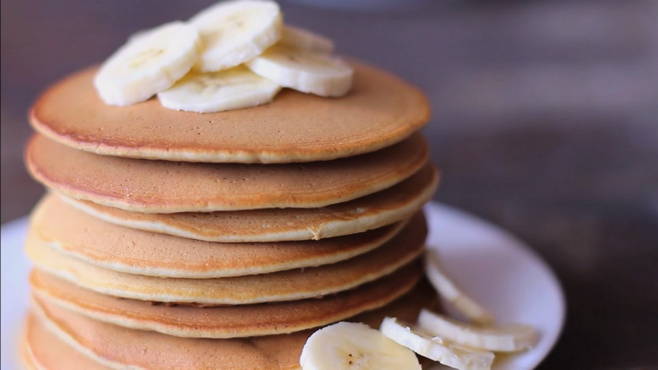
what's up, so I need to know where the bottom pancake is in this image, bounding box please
[29,280,437,370]
[30,262,422,338]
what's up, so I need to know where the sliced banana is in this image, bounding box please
[425,249,495,325]
[94,22,201,106]
[157,66,280,113]
[190,0,282,72]
[300,321,421,370]
[281,25,334,53]
[380,318,494,370]
[247,46,353,97]
[418,309,538,353]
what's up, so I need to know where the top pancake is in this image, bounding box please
[26,133,427,213]
[30,62,430,163]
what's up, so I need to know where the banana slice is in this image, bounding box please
[190,0,282,72]
[425,249,495,325]
[281,25,334,53]
[300,321,421,370]
[380,317,494,370]
[157,66,280,113]
[94,22,201,106]
[418,309,539,353]
[247,46,353,97]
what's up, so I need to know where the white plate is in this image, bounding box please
[1,216,30,370]
[425,203,565,369]
[1,202,564,370]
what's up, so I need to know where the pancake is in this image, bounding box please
[30,62,430,164]
[26,133,428,213]
[26,216,426,303]
[32,195,418,279]
[29,281,436,370]
[30,263,422,338]
[21,313,108,370]
[64,164,439,242]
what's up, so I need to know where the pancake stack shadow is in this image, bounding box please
[21,62,440,369]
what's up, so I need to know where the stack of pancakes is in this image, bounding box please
[21,61,439,369]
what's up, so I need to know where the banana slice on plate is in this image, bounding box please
[280,25,334,53]
[94,21,201,106]
[190,0,282,72]
[247,45,353,97]
[300,321,421,370]
[425,249,495,325]
[418,309,538,353]
[380,317,495,370]
[157,66,280,113]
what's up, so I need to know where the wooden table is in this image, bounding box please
[2,0,657,367]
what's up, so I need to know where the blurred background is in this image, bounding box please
[2,0,657,367]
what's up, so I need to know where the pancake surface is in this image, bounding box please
[29,281,436,370]
[30,264,422,338]
[26,133,428,213]
[64,164,439,242]
[30,62,429,163]
[32,194,417,278]
[21,313,108,370]
[27,216,426,303]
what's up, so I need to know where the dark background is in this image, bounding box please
[2,0,658,368]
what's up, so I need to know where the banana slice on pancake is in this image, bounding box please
[247,45,353,97]
[281,25,334,53]
[158,66,280,113]
[94,22,201,106]
[190,0,282,72]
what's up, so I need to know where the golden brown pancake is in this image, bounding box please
[32,195,419,278]
[30,62,430,164]
[21,313,108,370]
[26,216,425,303]
[63,164,439,242]
[26,133,428,213]
[30,263,422,338]
[30,280,437,370]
